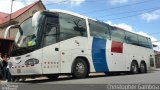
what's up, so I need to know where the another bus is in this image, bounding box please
[7,10,155,79]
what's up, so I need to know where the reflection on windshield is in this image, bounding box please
[27,35,36,46]
[20,35,36,47]
[17,17,37,47]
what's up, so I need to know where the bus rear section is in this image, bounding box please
[90,37,154,74]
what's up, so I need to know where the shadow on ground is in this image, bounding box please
[16,71,155,84]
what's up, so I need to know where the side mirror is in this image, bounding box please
[4,25,21,39]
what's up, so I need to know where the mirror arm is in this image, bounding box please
[4,25,20,39]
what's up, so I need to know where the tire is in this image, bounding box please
[72,58,89,79]
[140,62,147,73]
[130,61,139,74]
[46,74,59,80]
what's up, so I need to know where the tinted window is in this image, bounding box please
[44,24,57,46]
[125,32,139,45]
[89,19,110,39]
[138,36,149,48]
[46,24,57,35]
[59,13,87,41]
[43,16,59,47]
[47,16,59,24]
[110,27,126,42]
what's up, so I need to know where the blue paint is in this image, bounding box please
[92,37,109,72]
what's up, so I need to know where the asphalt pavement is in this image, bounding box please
[1,70,160,90]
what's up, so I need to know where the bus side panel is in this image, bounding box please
[91,37,109,72]
[89,37,127,73]
[42,43,60,74]
[60,37,95,73]
[106,40,127,71]
[89,37,126,73]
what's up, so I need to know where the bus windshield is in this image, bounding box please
[17,17,37,47]
[16,12,43,48]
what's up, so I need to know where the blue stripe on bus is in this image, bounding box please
[92,37,109,72]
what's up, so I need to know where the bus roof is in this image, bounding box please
[48,9,86,19]
[48,9,101,22]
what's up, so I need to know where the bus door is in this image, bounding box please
[42,16,60,74]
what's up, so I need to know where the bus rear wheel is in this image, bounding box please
[72,58,89,79]
[130,61,139,74]
[140,62,147,73]
[46,74,59,80]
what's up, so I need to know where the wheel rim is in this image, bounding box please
[132,63,137,73]
[76,62,85,74]
[140,63,145,72]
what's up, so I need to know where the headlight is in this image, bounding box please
[25,58,39,66]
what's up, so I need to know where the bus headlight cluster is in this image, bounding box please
[25,58,39,66]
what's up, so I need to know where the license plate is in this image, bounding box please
[17,69,21,73]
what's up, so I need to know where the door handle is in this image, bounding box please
[55,48,59,51]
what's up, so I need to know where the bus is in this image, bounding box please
[7,9,155,79]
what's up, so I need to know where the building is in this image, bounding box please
[0,1,46,56]
[0,0,46,39]
[155,51,160,68]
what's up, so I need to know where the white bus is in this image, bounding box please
[7,10,155,79]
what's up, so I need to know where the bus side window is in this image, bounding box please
[125,32,139,45]
[89,19,110,39]
[44,24,57,46]
[138,36,150,48]
[110,27,126,43]
[59,13,87,41]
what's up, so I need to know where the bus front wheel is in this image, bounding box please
[72,58,89,79]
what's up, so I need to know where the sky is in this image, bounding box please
[0,0,160,50]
